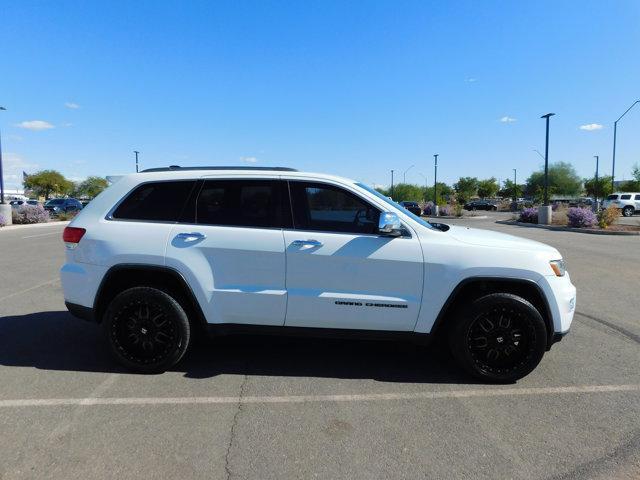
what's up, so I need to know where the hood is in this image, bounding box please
[446,225,559,255]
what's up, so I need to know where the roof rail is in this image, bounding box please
[140,165,298,173]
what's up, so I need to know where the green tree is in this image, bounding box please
[619,164,640,192]
[583,175,613,200]
[498,179,524,200]
[525,162,582,201]
[23,170,73,200]
[376,182,453,204]
[477,177,499,199]
[453,177,479,203]
[72,176,109,198]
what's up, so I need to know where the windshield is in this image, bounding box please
[355,182,435,230]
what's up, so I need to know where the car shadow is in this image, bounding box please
[0,311,478,384]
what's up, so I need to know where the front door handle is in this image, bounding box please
[176,232,206,240]
[291,239,323,247]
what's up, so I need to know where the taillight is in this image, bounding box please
[63,227,86,248]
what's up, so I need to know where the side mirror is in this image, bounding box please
[378,212,402,236]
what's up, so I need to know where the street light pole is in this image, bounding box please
[390,170,394,199]
[540,113,555,206]
[134,150,140,173]
[433,154,439,203]
[0,106,6,204]
[513,168,517,203]
[611,100,639,192]
[594,155,599,206]
[403,164,415,184]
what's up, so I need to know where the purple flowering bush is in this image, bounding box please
[0,213,7,227]
[518,207,538,223]
[567,207,596,228]
[422,202,434,216]
[12,205,50,224]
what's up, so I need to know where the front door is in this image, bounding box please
[283,181,424,331]
[165,178,291,326]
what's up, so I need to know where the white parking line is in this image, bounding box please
[1,384,638,408]
[22,231,62,239]
[0,278,59,302]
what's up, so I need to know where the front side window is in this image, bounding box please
[112,181,197,222]
[196,179,290,228]
[290,182,380,234]
[607,194,619,200]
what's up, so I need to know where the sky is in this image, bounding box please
[1,0,640,191]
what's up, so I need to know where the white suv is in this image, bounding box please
[60,166,576,382]
[602,192,640,217]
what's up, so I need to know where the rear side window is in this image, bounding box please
[635,195,640,200]
[290,181,380,234]
[112,181,197,222]
[621,194,631,200]
[196,179,291,228]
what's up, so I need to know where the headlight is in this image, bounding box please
[549,259,566,277]
[53,206,61,211]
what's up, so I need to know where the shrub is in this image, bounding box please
[422,201,434,216]
[438,205,451,216]
[566,207,596,228]
[552,204,568,226]
[57,210,79,221]
[453,203,463,217]
[11,204,50,224]
[0,214,7,227]
[519,207,538,223]
[597,205,619,229]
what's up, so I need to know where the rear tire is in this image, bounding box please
[448,293,547,383]
[623,206,634,217]
[103,287,191,373]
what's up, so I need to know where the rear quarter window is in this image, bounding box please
[112,181,197,222]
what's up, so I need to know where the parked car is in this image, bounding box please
[398,201,422,216]
[602,192,640,217]
[61,166,575,383]
[464,200,497,211]
[44,198,83,216]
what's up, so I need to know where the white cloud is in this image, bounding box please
[241,156,258,164]
[579,123,603,131]
[65,102,80,109]
[500,116,517,123]
[2,153,39,189]
[15,120,55,131]
[465,77,477,83]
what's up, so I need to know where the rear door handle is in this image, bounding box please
[291,239,323,247]
[176,232,206,240]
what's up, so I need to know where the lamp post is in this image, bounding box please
[403,164,415,184]
[0,106,12,225]
[512,168,517,203]
[611,100,639,192]
[539,113,555,224]
[433,154,439,215]
[390,170,394,199]
[134,150,140,173]
[0,106,6,204]
[594,155,599,209]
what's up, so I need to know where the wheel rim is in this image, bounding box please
[466,306,536,375]
[624,207,632,217]
[111,301,179,365]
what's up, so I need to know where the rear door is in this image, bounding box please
[165,178,290,326]
[283,180,424,331]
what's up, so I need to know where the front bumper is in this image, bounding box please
[538,272,576,336]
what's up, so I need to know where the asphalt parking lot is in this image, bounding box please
[1,217,639,480]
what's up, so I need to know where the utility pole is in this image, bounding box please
[539,113,555,224]
[433,154,439,215]
[134,150,140,173]
[611,100,639,192]
[513,168,517,203]
[390,170,394,199]
[594,155,599,208]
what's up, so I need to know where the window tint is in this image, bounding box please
[112,181,196,222]
[196,180,290,228]
[621,194,631,200]
[290,181,380,234]
[607,195,618,200]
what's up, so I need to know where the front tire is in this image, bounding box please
[448,293,547,383]
[103,287,191,373]
[623,206,634,217]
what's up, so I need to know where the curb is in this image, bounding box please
[0,221,70,231]
[495,220,640,236]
